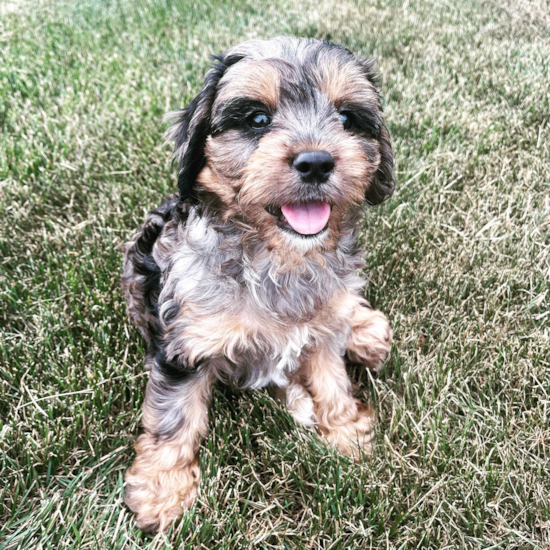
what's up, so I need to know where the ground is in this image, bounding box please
[0,0,549,548]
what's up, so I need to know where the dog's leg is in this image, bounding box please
[124,361,213,532]
[302,344,375,458]
[346,295,392,372]
[272,381,317,428]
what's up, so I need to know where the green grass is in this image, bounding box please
[0,0,549,548]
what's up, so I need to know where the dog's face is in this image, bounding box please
[169,38,394,254]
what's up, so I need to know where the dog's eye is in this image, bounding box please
[339,112,353,130]
[248,112,271,130]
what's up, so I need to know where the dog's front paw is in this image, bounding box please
[124,435,200,532]
[321,401,376,459]
[346,307,392,372]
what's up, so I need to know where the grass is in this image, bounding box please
[0,0,549,548]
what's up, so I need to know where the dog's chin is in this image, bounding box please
[279,225,330,252]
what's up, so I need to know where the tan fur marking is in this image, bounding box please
[346,294,393,371]
[316,57,378,106]
[164,307,262,365]
[197,164,240,216]
[273,382,317,428]
[215,60,281,107]
[302,342,376,458]
[124,372,212,532]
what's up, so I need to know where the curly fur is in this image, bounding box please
[122,36,394,532]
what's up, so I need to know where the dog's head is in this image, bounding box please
[168,37,394,253]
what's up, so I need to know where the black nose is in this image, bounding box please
[293,150,335,184]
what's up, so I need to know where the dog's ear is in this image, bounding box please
[167,54,243,203]
[365,123,395,206]
[356,56,395,206]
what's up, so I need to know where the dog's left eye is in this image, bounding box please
[339,112,353,130]
[248,112,271,130]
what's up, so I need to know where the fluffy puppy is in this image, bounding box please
[122,37,394,532]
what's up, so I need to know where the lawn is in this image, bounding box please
[0,0,549,548]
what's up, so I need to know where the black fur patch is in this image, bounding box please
[171,54,245,202]
[339,102,382,139]
[154,348,194,385]
[365,124,395,205]
[211,97,273,136]
[126,196,177,347]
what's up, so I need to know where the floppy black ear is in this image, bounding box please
[167,54,243,203]
[356,55,380,88]
[365,124,395,206]
[355,56,395,206]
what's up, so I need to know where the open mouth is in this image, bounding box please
[266,202,331,236]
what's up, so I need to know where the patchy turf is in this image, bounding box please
[0,0,549,548]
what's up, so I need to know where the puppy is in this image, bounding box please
[122,37,394,532]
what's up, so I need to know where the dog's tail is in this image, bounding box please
[121,195,178,356]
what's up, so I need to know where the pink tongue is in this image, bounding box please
[280,202,331,235]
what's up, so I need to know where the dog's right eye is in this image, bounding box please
[339,112,353,130]
[248,112,271,130]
